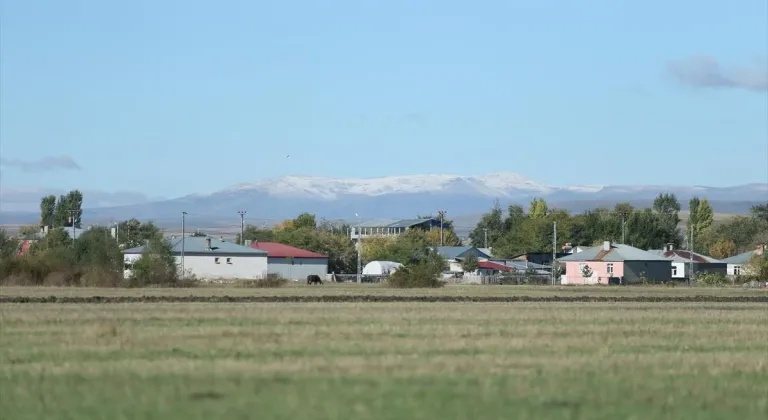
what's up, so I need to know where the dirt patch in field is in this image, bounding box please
[1,295,767,303]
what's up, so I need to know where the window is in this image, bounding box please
[734,265,741,275]
[606,263,614,275]
[214,257,220,264]
[226,258,232,264]
[671,265,678,276]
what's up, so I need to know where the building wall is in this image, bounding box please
[623,261,672,283]
[561,261,624,285]
[267,257,328,280]
[673,262,727,278]
[123,253,268,280]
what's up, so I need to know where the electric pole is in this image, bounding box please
[621,214,626,244]
[181,211,187,278]
[68,209,79,240]
[238,210,247,245]
[355,213,362,283]
[689,224,694,286]
[552,221,557,285]
[437,210,447,246]
[483,228,488,249]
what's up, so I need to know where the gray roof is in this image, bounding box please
[557,243,670,262]
[647,249,724,263]
[123,236,267,256]
[722,250,757,264]
[477,248,493,257]
[435,246,491,259]
[357,218,436,229]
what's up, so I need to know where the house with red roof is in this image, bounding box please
[249,241,328,281]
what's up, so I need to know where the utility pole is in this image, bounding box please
[68,209,79,240]
[437,210,446,246]
[689,224,694,286]
[621,214,626,244]
[483,228,488,249]
[355,213,362,283]
[552,221,557,285]
[238,210,247,245]
[181,211,187,278]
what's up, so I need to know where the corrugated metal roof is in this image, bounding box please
[478,261,514,272]
[647,249,724,263]
[387,219,433,228]
[557,243,670,262]
[250,242,327,258]
[722,250,757,264]
[123,236,267,256]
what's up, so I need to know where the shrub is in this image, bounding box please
[695,272,729,286]
[387,261,445,288]
[238,274,288,288]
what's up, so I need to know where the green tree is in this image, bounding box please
[461,253,479,272]
[129,237,179,285]
[653,193,682,247]
[118,218,162,249]
[72,227,123,271]
[52,190,84,228]
[469,200,504,248]
[293,212,317,230]
[528,198,548,218]
[17,225,39,238]
[687,197,713,251]
[750,203,768,223]
[237,225,276,244]
[40,195,56,227]
[29,227,72,255]
[0,229,19,258]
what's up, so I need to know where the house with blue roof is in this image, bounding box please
[123,235,268,280]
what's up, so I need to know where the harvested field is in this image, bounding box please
[1,294,767,419]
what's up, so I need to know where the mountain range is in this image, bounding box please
[1,173,765,233]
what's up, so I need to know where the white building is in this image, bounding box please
[722,245,766,276]
[123,236,268,280]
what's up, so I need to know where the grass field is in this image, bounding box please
[1,286,767,419]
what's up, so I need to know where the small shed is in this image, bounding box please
[363,261,403,276]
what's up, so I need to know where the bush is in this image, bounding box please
[695,272,729,286]
[387,261,445,288]
[238,274,289,288]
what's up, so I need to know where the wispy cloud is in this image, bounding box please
[667,56,768,92]
[0,155,81,172]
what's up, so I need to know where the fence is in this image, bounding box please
[445,273,553,285]
[326,273,388,283]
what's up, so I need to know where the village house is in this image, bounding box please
[557,241,672,284]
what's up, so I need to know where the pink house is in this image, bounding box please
[557,241,673,285]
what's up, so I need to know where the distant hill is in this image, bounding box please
[1,172,764,236]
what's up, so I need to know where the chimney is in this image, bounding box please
[663,243,674,252]
[205,237,212,250]
[245,240,253,247]
[603,241,611,251]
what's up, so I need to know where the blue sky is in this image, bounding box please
[1,0,767,202]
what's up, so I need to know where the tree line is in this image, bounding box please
[468,194,768,260]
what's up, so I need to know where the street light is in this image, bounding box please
[238,210,247,245]
[437,210,447,246]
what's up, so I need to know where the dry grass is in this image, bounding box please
[0,301,766,419]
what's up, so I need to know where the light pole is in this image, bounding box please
[437,210,446,246]
[181,211,187,278]
[483,228,488,249]
[355,213,361,284]
[68,209,79,240]
[238,210,247,245]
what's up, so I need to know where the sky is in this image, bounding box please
[1,0,767,205]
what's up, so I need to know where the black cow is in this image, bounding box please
[307,274,323,285]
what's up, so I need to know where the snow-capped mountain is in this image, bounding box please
[0,172,765,227]
[196,172,602,200]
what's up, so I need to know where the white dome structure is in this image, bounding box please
[363,261,403,276]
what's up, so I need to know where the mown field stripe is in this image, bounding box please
[1,295,768,303]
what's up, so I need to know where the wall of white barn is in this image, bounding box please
[268,257,328,280]
[176,255,268,280]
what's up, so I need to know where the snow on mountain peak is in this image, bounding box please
[210,172,552,199]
